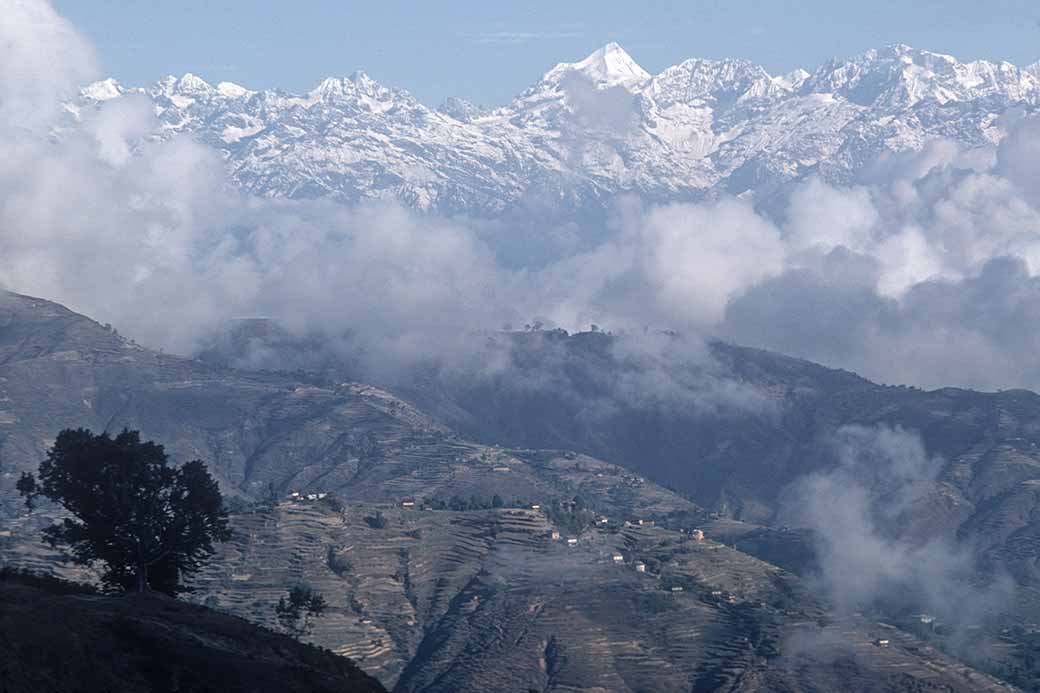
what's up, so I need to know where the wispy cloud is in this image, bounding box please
[470,31,583,45]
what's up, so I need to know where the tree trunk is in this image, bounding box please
[136,563,149,593]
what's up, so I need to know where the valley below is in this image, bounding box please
[2,290,1040,690]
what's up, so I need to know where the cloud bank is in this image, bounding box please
[5,1,1040,395]
[0,0,97,129]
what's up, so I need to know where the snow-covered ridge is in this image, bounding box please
[542,41,652,88]
[76,43,1040,217]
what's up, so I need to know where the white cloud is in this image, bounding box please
[781,425,1012,626]
[0,0,98,129]
[11,1,1040,394]
[785,178,878,255]
[637,199,785,324]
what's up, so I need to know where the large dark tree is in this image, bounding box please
[17,428,231,595]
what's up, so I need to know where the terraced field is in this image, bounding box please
[2,493,1017,691]
[164,503,1014,691]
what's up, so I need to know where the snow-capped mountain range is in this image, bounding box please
[75,43,1040,218]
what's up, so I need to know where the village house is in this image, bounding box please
[566,537,578,546]
[874,639,890,648]
[670,585,684,592]
[690,529,705,541]
[611,553,624,563]
[550,530,561,540]
[401,499,416,508]
[634,561,646,573]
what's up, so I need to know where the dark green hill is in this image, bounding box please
[0,570,386,693]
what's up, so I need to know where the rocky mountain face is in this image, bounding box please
[71,43,1040,220]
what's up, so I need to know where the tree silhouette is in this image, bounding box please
[17,428,231,595]
[276,584,327,635]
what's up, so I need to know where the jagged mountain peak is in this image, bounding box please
[803,43,1040,107]
[144,73,245,100]
[647,56,784,107]
[670,56,773,82]
[307,70,416,106]
[543,41,651,88]
[149,73,217,106]
[81,77,123,101]
[173,72,214,94]
[775,67,810,90]
[832,43,956,67]
[437,95,487,122]
[216,81,251,98]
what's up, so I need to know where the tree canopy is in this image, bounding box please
[276,584,327,636]
[18,428,231,595]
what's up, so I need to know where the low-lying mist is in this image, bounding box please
[780,425,1014,633]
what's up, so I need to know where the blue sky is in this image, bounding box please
[55,0,1040,106]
